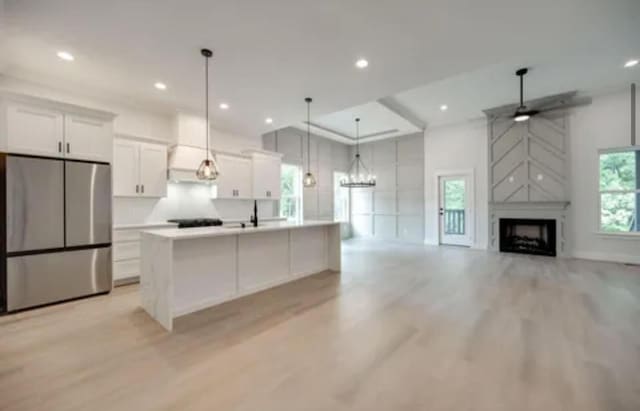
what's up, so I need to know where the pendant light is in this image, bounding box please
[340,118,376,188]
[302,97,317,187]
[196,48,220,181]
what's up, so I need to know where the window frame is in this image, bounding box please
[279,163,303,222]
[597,146,640,235]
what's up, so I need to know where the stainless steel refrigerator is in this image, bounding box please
[1,154,112,313]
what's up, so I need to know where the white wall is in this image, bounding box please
[424,119,489,249]
[569,90,640,264]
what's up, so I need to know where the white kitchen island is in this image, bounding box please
[140,220,341,331]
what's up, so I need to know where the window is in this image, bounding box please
[280,163,302,221]
[334,172,350,222]
[599,147,640,233]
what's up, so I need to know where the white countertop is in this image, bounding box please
[142,220,340,240]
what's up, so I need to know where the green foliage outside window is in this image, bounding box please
[599,150,638,233]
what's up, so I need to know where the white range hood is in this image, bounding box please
[168,113,216,182]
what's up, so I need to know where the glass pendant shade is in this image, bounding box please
[341,118,376,188]
[196,157,220,180]
[303,172,316,187]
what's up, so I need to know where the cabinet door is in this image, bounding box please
[113,140,140,197]
[7,104,64,157]
[264,156,281,199]
[213,155,252,199]
[64,114,112,162]
[213,155,236,199]
[252,155,281,199]
[139,143,167,198]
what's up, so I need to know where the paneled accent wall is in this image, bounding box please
[486,109,571,255]
[263,127,350,220]
[489,112,569,202]
[350,133,424,243]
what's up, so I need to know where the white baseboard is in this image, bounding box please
[572,251,640,265]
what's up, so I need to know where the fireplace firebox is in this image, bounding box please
[499,218,556,257]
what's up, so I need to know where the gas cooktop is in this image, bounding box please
[167,218,223,228]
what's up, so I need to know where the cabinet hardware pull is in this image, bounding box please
[136,185,139,193]
[66,142,70,153]
[141,185,145,194]
[58,141,62,153]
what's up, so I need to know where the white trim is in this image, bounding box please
[573,251,640,265]
[594,231,640,239]
[434,168,475,247]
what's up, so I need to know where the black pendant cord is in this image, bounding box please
[205,53,210,161]
[519,72,524,108]
[355,118,360,176]
[305,97,312,173]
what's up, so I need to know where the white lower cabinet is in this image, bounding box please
[112,224,176,284]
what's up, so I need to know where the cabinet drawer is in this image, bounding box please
[113,259,140,281]
[113,230,141,242]
[113,242,140,261]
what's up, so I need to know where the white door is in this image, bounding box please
[139,143,168,198]
[439,175,471,246]
[6,104,65,158]
[64,114,112,162]
[113,140,140,197]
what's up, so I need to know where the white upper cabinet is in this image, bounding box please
[113,139,140,197]
[212,154,252,199]
[0,93,115,162]
[64,114,112,162]
[113,138,167,198]
[139,143,168,198]
[246,151,282,200]
[6,104,64,158]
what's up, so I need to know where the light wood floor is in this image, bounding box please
[1,240,640,411]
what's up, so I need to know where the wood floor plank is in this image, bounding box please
[1,240,639,411]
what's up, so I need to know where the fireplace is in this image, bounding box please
[499,218,556,256]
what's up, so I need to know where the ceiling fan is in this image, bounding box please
[513,68,539,122]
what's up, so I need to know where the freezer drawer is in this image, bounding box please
[6,156,65,253]
[6,247,112,311]
[65,161,112,247]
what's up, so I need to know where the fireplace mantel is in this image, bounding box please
[491,201,570,211]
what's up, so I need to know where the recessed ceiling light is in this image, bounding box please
[56,51,74,61]
[265,117,273,124]
[624,59,639,68]
[219,103,229,110]
[154,82,167,90]
[440,104,448,111]
[355,59,369,69]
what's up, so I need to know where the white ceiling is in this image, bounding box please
[1,0,639,141]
